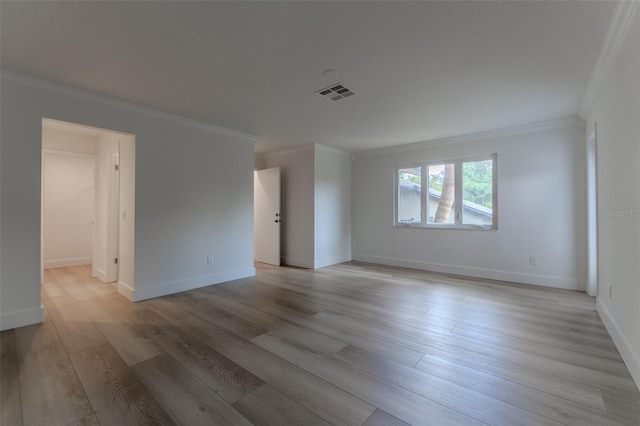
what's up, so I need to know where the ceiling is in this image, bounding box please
[1,1,617,153]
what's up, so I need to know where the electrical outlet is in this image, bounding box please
[609,284,613,299]
[206,256,213,267]
[530,256,538,266]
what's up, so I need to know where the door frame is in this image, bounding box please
[586,124,599,297]
[104,151,120,282]
[40,119,135,297]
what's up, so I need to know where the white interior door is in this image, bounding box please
[254,167,281,266]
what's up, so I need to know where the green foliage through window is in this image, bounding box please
[463,160,493,208]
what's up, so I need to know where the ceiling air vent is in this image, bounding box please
[316,83,355,101]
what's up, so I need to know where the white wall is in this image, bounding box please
[352,119,587,290]
[254,153,265,170]
[42,152,95,268]
[314,145,352,268]
[263,143,352,269]
[264,145,315,268]
[0,71,256,330]
[586,5,639,387]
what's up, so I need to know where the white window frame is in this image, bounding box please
[394,154,498,230]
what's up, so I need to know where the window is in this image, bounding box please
[395,155,497,229]
[397,166,422,224]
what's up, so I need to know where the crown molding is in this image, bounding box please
[264,142,354,161]
[0,69,257,143]
[315,143,353,159]
[579,0,638,120]
[354,116,583,159]
[263,143,315,160]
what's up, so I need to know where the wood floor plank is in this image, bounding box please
[258,271,430,317]
[208,290,423,366]
[177,314,376,425]
[215,278,328,318]
[91,318,161,367]
[69,343,174,426]
[72,266,117,298]
[340,345,624,426]
[76,291,139,323]
[416,339,608,411]
[258,272,430,322]
[251,332,491,426]
[170,291,270,340]
[21,263,639,425]
[217,278,322,317]
[41,277,66,299]
[451,322,629,375]
[462,293,602,321]
[129,308,264,403]
[78,297,161,366]
[49,268,106,301]
[430,336,639,396]
[1,330,23,426]
[141,293,194,323]
[601,389,640,423]
[66,413,101,426]
[14,321,94,426]
[231,273,464,338]
[439,311,619,353]
[232,383,330,426]
[316,309,457,345]
[46,294,107,354]
[315,307,639,396]
[132,353,253,426]
[194,289,350,354]
[306,308,439,365]
[427,303,610,339]
[363,409,411,426]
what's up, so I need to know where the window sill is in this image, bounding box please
[393,224,497,231]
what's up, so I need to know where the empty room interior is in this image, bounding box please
[1,1,639,425]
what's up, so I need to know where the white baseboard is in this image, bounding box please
[314,254,352,269]
[117,281,135,301]
[44,257,92,269]
[95,268,108,282]
[282,256,315,269]
[129,267,256,302]
[351,254,582,290]
[597,298,640,389]
[0,306,44,331]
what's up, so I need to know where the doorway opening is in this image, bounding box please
[41,118,135,296]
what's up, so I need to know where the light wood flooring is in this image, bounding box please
[2,262,639,425]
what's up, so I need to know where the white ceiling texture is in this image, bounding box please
[1,1,617,153]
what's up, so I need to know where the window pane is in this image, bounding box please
[428,163,455,224]
[462,159,493,225]
[398,167,421,224]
